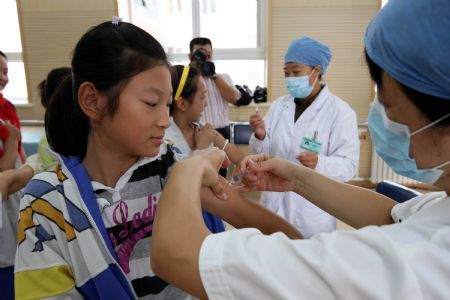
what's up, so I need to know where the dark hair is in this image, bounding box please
[189,37,212,53]
[38,67,71,108]
[170,65,201,115]
[45,21,169,157]
[365,50,450,127]
[0,51,7,59]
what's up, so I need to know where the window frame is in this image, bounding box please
[1,0,29,105]
[167,0,267,63]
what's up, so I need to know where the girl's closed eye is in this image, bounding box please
[143,100,158,107]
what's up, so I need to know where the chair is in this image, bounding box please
[375,180,421,203]
[230,122,253,145]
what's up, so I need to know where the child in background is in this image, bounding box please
[165,65,246,232]
[0,50,25,300]
[15,19,300,299]
[166,65,244,164]
[0,51,26,169]
[37,67,71,169]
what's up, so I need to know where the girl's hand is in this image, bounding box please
[194,123,216,149]
[236,154,300,193]
[189,148,228,200]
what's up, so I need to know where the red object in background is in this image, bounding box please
[0,123,9,157]
[0,93,25,162]
[0,124,10,139]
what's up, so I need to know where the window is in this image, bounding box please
[125,0,267,90]
[0,0,28,104]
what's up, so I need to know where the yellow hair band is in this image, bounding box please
[174,65,190,101]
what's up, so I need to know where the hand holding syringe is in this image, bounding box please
[228,159,256,186]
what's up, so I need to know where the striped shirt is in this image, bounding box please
[15,147,190,299]
[200,74,236,128]
[94,152,190,299]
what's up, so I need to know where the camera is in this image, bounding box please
[191,48,216,77]
[234,85,253,106]
[253,86,267,103]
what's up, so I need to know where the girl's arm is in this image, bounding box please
[0,165,34,198]
[152,150,301,299]
[213,132,245,165]
[200,179,302,239]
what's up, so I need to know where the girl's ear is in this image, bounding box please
[78,82,106,121]
[176,97,188,112]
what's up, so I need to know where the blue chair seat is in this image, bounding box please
[230,122,253,145]
[375,180,421,203]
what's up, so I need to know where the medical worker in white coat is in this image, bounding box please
[151,1,450,298]
[249,36,360,238]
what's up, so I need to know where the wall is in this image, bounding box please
[231,0,380,179]
[16,0,117,120]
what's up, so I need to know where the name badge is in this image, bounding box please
[300,137,322,154]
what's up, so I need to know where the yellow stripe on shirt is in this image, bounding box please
[18,199,76,244]
[15,265,75,299]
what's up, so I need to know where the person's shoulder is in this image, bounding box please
[326,91,356,116]
[271,95,291,106]
[22,165,67,205]
[217,73,231,79]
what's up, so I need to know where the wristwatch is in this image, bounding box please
[211,73,217,80]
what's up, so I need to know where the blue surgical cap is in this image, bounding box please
[365,0,450,99]
[284,36,332,76]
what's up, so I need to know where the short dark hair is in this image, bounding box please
[45,21,169,157]
[0,51,7,59]
[38,67,71,109]
[170,65,201,115]
[189,37,212,53]
[365,50,450,127]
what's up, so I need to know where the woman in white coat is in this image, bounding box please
[249,36,360,238]
[151,1,450,298]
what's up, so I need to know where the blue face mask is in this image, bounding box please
[285,69,317,99]
[368,97,450,184]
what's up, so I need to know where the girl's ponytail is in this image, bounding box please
[45,74,89,157]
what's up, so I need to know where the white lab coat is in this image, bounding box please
[249,85,359,238]
[199,192,450,299]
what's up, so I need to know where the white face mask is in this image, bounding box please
[368,97,450,184]
[284,69,318,99]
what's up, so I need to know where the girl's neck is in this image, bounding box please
[172,112,196,149]
[173,112,194,132]
[82,134,139,188]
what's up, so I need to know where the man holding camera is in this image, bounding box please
[188,38,241,143]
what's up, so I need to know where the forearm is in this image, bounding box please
[293,167,396,228]
[151,160,209,299]
[214,135,245,165]
[8,165,34,195]
[228,195,303,239]
[214,75,240,104]
[201,184,302,239]
[0,140,19,170]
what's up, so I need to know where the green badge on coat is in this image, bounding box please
[300,137,322,154]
